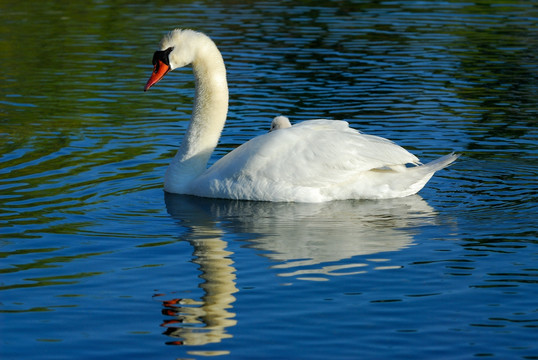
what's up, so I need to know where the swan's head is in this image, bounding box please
[144,29,209,91]
[270,116,292,132]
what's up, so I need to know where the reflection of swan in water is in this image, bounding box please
[165,193,437,281]
[160,223,238,348]
[163,194,438,346]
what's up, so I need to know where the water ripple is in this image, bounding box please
[1,1,537,359]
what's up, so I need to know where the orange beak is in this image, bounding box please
[144,60,170,91]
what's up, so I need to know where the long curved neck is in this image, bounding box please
[165,41,228,193]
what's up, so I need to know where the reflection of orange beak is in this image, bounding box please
[144,60,170,91]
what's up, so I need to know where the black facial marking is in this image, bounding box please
[152,47,174,66]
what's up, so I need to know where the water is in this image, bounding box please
[1,0,537,359]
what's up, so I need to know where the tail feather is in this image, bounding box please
[401,153,459,196]
[421,152,459,173]
[348,153,459,199]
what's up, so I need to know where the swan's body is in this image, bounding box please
[270,116,292,131]
[145,29,458,203]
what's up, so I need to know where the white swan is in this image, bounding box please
[145,29,458,203]
[270,116,292,132]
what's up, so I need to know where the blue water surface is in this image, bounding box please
[1,1,537,359]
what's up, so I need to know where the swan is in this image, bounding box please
[144,29,458,203]
[270,116,292,132]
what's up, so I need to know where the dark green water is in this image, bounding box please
[1,1,537,359]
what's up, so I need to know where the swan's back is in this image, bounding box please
[188,120,456,202]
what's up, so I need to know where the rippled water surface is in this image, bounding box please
[1,1,537,359]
